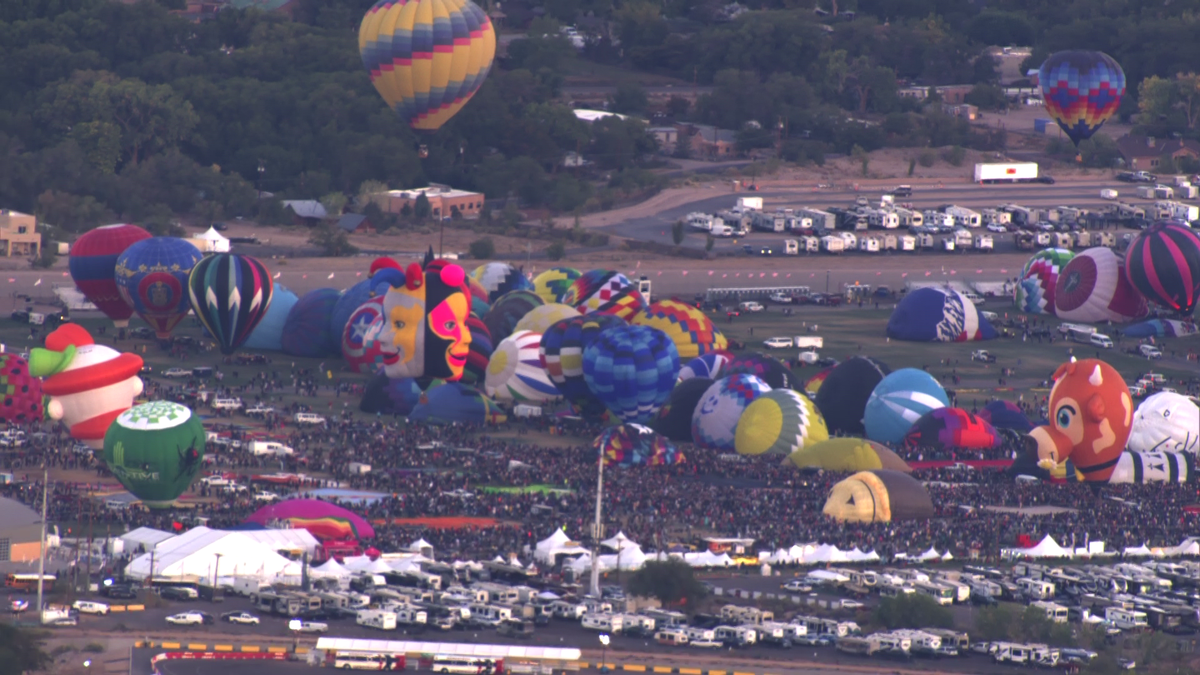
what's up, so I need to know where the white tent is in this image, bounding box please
[1123,544,1154,557]
[119,527,176,554]
[534,529,588,565]
[1162,538,1200,557]
[844,547,881,563]
[341,555,373,571]
[914,547,941,562]
[238,528,320,556]
[806,544,848,564]
[364,559,393,574]
[568,546,648,574]
[408,539,434,557]
[1018,535,1072,559]
[601,531,639,553]
[124,527,302,581]
[191,226,231,253]
[312,559,349,577]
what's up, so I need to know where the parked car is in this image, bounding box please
[763,337,794,349]
[72,600,110,615]
[221,611,260,625]
[100,584,137,600]
[160,586,199,601]
[290,619,328,633]
[782,579,813,592]
[245,404,275,417]
[162,368,190,378]
[986,223,1007,233]
[166,611,211,626]
[971,350,997,363]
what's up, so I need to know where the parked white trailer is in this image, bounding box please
[737,196,763,211]
[820,235,845,254]
[946,206,982,228]
[975,162,1038,183]
[894,207,923,228]
[899,235,917,251]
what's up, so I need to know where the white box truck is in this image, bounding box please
[737,196,763,211]
[975,162,1038,183]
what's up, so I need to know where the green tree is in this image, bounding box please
[673,131,692,159]
[871,594,953,630]
[1138,73,1200,131]
[469,237,496,259]
[413,192,432,221]
[31,243,58,269]
[610,82,649,115]
[965,84,1008,111]
[545,241,566,261]
[0,623,49,673]
[308,224,358,257]
[974,605,1019,642]
[356,180,390,210]
[941,145,966,167]
[320,192,348,217]
[671,220,686,245]
[626,559,707,607]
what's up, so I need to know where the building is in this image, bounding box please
[683,124,737,158]
[370,186,485,219]
[337,213,375,234]
[649,126,679,150]
[943,103,978,121]
[281,200,329,226]
[0,210,41,257]
[1115,134,1200,171]
[897,84,974,104]
[0,497,47,563]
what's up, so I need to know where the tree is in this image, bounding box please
[31,243,58,269]
[610,83,649,115]
[851,144,869,176]
[545,241,565,261]
[626,559,707,607]
[1138,73,1200,131]
[0,623,49,673]
[973,604,1019,642]
[320,192,347,217]
[965,84,1008,111]
[871,594,953,630]
[673,131,692,159]
[308,224,358,257]
[469,237,496,259]
[413,192,432,221]
[671,220,686,245]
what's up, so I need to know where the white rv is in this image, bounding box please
[356,609,397,630]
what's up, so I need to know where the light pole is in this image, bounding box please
[588,451,606,598]
[599,633,610,673]
[257,160,266,199]
[212,553,222,590]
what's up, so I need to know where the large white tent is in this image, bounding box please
[601,531,639,553]
[238,528,320,556]
[190,226,231,253]
[124,527,302,581]
[118,527,176,554]
[534,529,589,566]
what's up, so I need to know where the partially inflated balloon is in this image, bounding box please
[583,325,679,423]
[815,357,890,436]
[632,300,727,361]
[540,313,626,415]
[483,290,544,344]
[244,285,297,351]
[863,368,949,445]
[103,401,205,508]
[485,330,561,403]
[785,438,911,473]
[282,289,342,358]
[887,287,996,342]
[0,354,43,423]
[533,267,582,304]
[1015,248,1074,315]
[1055,247,1147,323]
[724,353,795,390]
[188,253,274,354]
[651,377,712,442]
[1039,51,1125,146]
[343,297,389,373]
[563,270,647,321]
[678,352,732,382]
[823,470,933,523]
[1124,221,1200,316]
[734,389,827,457]
[595,424,682,467]
[514,303,579,335]
[114,237,202,339]
[359,373,424,415]
[359,0,496,132]
[470,262,533,303]
[69,224,152,328]
[903,408,1000,453]
[410,382,506,425]
[692,374,771,452]
[1127,392,1200,454]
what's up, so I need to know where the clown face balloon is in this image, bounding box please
[373,262,472,381]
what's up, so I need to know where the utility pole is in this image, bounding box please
[588,453,605,598]
[212,553,222,590]
[36,467,48,619]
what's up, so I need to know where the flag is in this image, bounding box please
[327,273,335,279]
[708,271,714,275]
[924,272,931,277]
[34,278,41,286]
[772,272,778,277]
[356,272,362,277]
[273,272,281,279]
[682,271,688,276]
[902,273,908,277]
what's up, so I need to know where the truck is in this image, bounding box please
[737,196,763,211]
[975,162,1038,183]
[970,350,996,363]
[250,441,293,456]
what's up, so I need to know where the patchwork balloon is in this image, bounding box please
[470,262,533,303]
[631,300,727,361]
[692,374,771,452]
[563,270,647,321]
[583,325,679,424]
[594,424,682,467]
[532,267,582,304]
[1015,248,1074,315]
[540,313,626,415]
[188,253,274,354]
[0,354,43,423]
[724,353,795,390]
[1039,50,1125,146]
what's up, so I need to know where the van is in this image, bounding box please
[738,301,764,313]
[294,412,326,425]
[1139,344,1163,359]
[656,629,689,646]
[212,397,242,410]
[1089,333,1113,349]
[250,441,294,456]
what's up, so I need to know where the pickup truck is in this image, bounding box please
[971,350,997,363]
[245,404,275,417]
[289,619,329,633]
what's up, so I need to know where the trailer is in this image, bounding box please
[686,213,713,231]
[751,211,786,233]
[820,236,845,254]
[894,207,923,228]
[798,208,837,232]
[974,234,993,252]
[737,196,763,211]
[859,236,881,253]
[801,236,820,253]
[917,233,936,250]
[975,162,1038,183]
[946,206,982,228]
[881,234,898,251]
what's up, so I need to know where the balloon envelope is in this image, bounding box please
[863,368,949,445]
[979,400,1035,434]
[1124,221,1200,316]
[102,401,206,508]
[282,289,342,358]
[678,352,732,382]
[1055,247,1148,323]
[359,373,424,416]
[723,353,795,390]
[734,389,828,457]
[483,290,544,344]
[0,354,43,424]
[540,313,626,416]
[785,438,911,473]
[887,287,996,342]
[583,325,679,424]
[563,270,647,321]
[514,303,579,335]
[594,424,682,467]
[823,470,933,523]
[692,374,771,452]
[903,407,1001,452]
[1015,248,1074,315]
[459,316,493,386]
[69,224,152,327]
[1128,392,1200,454]
[114,237,203,339]
[244,285,297,351]
[632,300,727,361]
[1039,50,1125,146]
[188,253,274,354]
[247,498,375,540]
[342,297,389,373]
[651,377,712,442]
[815,356,890,436]
[471,263,533,304]
[532,267,582,304]
[410,382,507,425]
[485,330,561,403]
[330,278,374,342]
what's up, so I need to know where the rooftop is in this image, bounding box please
[382,186,481,200]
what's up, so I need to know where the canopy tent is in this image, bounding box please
[190,226,231,253]
[567,546,648,574]
[601,531,639,553]
[1163,538,1200,557]
[408,539,435,557]
[124,527,302,581]
[340,555,373,571]
[237,528,320,556]
[534,529,589,566]
[845,547,882,563]
[118,527,176,554]
[1122,544,1154,557]
[312,558,349,577]
[1011,535,1072,559]
[914,547,941,562]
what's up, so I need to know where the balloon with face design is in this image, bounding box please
[373,262,472,381]
[823,470,933,523]
[1127,392,1200,454]
[1029,359,1134,482]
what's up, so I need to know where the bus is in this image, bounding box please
[332,653,406,670]
[913,581,954,606]
[429,655,503,674]
[5,574,55,592]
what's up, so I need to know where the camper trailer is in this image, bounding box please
[946,206,982,228]
[820,236,845,254]
[357,609,398,630]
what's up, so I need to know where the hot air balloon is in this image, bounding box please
[723,353,795,390]
[0,354,43,424]
[359,373,424,416]
[188,253,274,355]
[410,382,506,425]
[631,300,728,361]
[483,290,544,344]
[903,408,1001,453]
[470,262,533,303]
[1055,247,1148,323]
[532,267,582,304]
[247,499,375,540]
[650,377,712,442]
[678,352,732,382]
[1123,318,1199,339]
[244,285,298,352]
[1039,51,1125,146]
[343,297,389,373]
[540,313,626,415]
[803,366,833,397]
[863,369,949,445]
[563,270,647,321]
[583,325,679,424]
[785,438,911,473]
[692,374,771,452]
[102,401,206,508]
[594,424,682,467]
[814,357,890,436]
[1030,359,1133,483]
[465,275,490,318]
[371,261,473,381]
[1015,248,1074,315]
[330,277,375,341]
[1124,221,1200,316]
[68,224,152,328]
[734,389,828,457]
[979,400,1035,435]
[113,237,202,339]
[485,330,561,403]
[282,289,342,358]
[514,303,579,335]
[459,315,493,386]
[886,287,996,342]
[359,0,496,133]
[823,470,933,523]
[1127,392,1200,454]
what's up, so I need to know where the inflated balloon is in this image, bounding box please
[863,368,949,445]
[459,316,493,386]
[692,374,771,452]
[342,297,389,373]
[69,224,152,328]
[724,353,794,390]
[359,373,424,415]
[1123,318,1199,339]
[823,470,933,523]
[372,262,473,381]
[1110,450,1195,484]
[359,0,496,132]
[583,325,679,424]
[979,400,1035,434]
[533,267,582,304]
[470,262,533,303]
[331,278,375,341]
[650,377,712,442]
[1124,221,1200,316]
[485,330,561,403]
[103,401,205,508]
[886,287,996,342]
[563,270,647,321]
[1030,359,1133,482]
[30,324,143,449]
[1054,247,1148,323]
[1039,50,1125,146]
[188,253,274,354]
[0,354,44,423]
[632,300,727,361]
[594,424,682,467]
[803,367,833,397]
[734,389,828,457]
[540,313,626,415]
[466,276,490,318]
[282,289,342,358]
[1127,392,1199,454]
[903,408,1001,453]
[410,382,506,425]
[785,438,911,473]
[814,356,890,436]
[1015,248,1074,315]
[483,290,544,344]
[114,237,202,339]
[678,352,732,382]
[244,285,297,351]
[246,499,375,540]
[514,303,579,335]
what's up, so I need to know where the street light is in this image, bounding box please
[598,633,610,673]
